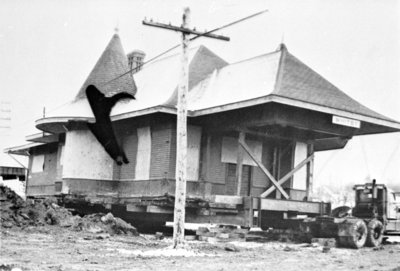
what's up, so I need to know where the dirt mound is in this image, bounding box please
[72,212,138,235]
[0,185,138,236]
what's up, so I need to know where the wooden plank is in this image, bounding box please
[147,205,174,214]
[209,202,238,209]
[259,198,321,214]
[236,132,245,195]
[186,213,247,226]
[211,195,243,205]
[261,154,315,198]
[126,204,146,212]
[239,138,289,199]
[212,208,239,214]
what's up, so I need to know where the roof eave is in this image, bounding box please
[26,132,59,143]
[34,106,178,133]
[191,94,400,133]
[34,95,400,135]
[4,142,45,155]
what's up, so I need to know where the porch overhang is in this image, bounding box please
[191,99,400,152]
[4,142,45,156]
[26,132,59,143]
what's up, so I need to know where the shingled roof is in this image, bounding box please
[74,34,136,100]
[274,44,391,122]
[35,39,400,135]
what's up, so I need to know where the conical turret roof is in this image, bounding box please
[74,34,136,100]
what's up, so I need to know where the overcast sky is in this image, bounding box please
[0,0,399,189]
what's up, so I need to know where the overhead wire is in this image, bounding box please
[6,9,269,134]
[102,9,268,87]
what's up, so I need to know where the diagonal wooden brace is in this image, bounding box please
[260,154,315,198]
[239,138,289,199]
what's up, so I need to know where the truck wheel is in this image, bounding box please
[366,219,383,247]
[338,219,367,249]
[331,206,351,218]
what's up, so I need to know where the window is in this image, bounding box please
[221,137,262,166]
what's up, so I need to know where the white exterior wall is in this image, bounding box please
[62,130,114,180]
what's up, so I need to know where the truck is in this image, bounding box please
[304,180,400,248]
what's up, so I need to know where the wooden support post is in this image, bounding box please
[172,7,191,248]
[205,134,212,182]
[261,154,315,198]
[272,146,280,198]
[239,138,289,199]
[236,132,245,196]
[257,197,262,227]
[248,197,254,227]
[306,143,314,200]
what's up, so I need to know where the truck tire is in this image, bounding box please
[366,219,383,247]
[338,219,367,249]
[331,206,351,218]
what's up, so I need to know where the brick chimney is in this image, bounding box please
[127,50,146,74]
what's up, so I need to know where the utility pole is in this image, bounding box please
[143,7,229,248]
[174,7,190,248]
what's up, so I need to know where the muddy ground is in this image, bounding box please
[2,186,400,271]
[1,227,400,271]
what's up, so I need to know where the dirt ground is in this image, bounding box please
[2,186,400,271]
[1,227,400,271]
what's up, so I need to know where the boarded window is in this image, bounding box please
[221,137,262,166]
[187,126,202,181]
[292,142,307,190]
[31,154,44,173]
[135,127,151,180]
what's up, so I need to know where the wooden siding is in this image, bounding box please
[112,119,175,181]
[250,141,273,196]
[119,133,138,180]
[27,144,59,196]
[226,163,251,196]
[150,124,173,179]
[203,135,226,184]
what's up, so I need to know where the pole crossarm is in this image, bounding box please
[260,154,315,198]
[143,20,230,41]
[238,138,290,199]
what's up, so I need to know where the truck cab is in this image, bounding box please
[353,183,400,233]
